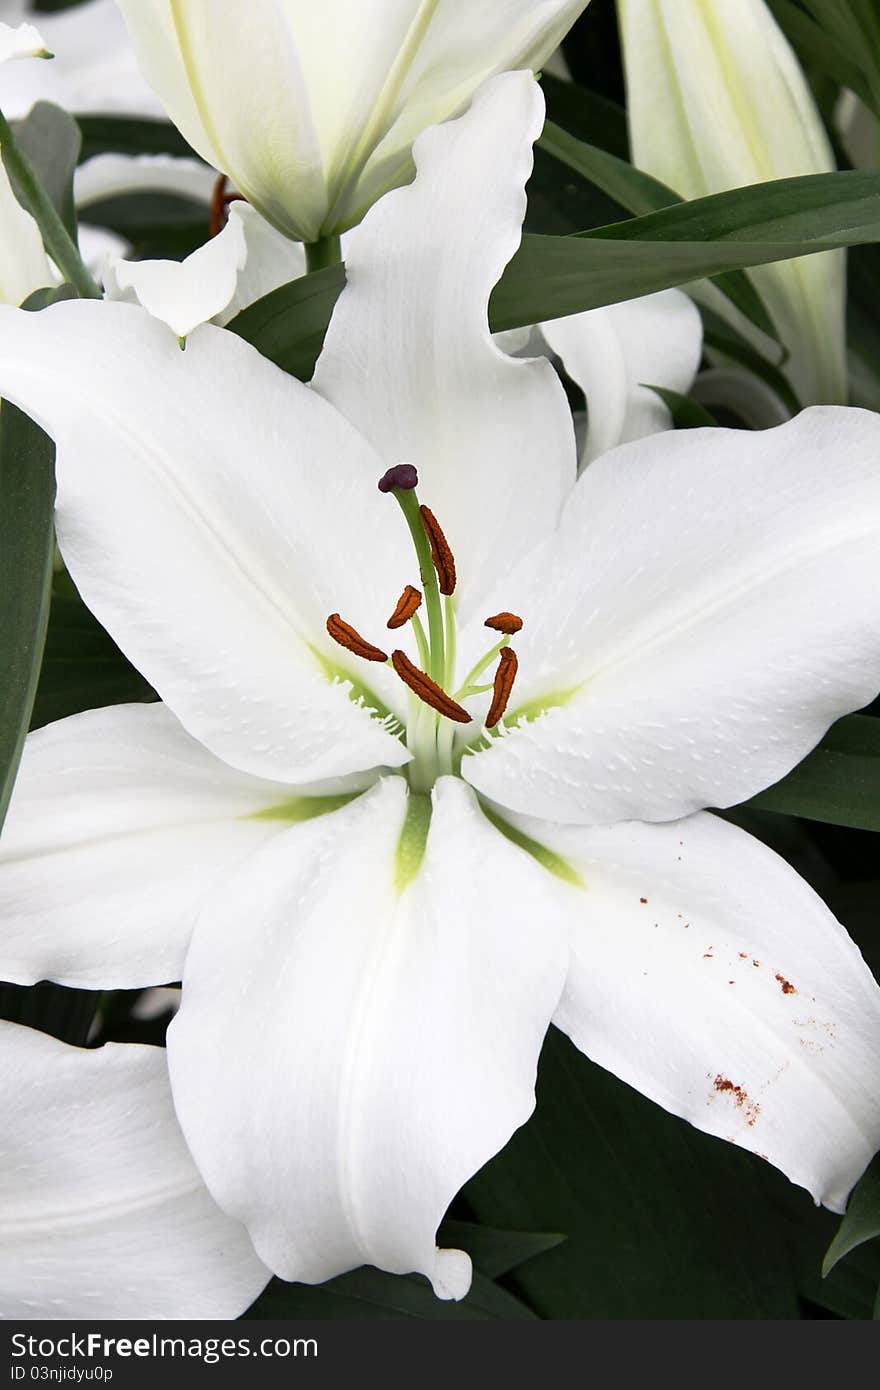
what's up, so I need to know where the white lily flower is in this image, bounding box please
[0,1020,268,1318]
[0,73,879,1301]
[617,0,848,407]
[114,0,591,243]
[0,19,48,64]
[0,0,164,118]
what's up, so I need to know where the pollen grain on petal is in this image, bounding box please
[326,613,388,663]
[484,611,523,635]
[420,504,456,596]
[391,650,472,724]
[387,584,423,630]
[486,647,518,729]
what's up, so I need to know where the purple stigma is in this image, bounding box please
[378,463,418,493]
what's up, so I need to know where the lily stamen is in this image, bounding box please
[391,651,472,725]
[419,505,456,596]
[326,613,389,663]
[486,647,519,728]
[387,584,423,630]
[484,611,523,634]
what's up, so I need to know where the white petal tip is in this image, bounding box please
[0,22,50,63]
[430,1247,472,1301]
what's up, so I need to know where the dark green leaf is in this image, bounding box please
[244,1267,535,1320]
[31,575,155,731]
[762,1166,880,1318]
[465,1029,800,1318]
[11,100,81,238]
[76,114,195,164]
[824,1153,880,1277]
[745,714,880,831]
[229,172,880,379]
[538,122,780,340]
[20,283,78,311]
[227,262,346,381]
[769,0,876,112]
[0,404,55,832]
[540,73,629,160]
[438,1220,564,1279]
[643,385,718,428]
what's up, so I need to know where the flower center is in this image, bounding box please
[325,464,523,791]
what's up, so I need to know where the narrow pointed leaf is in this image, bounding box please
[228,262,346,381]
[538,121,780,340]
[0,404,55,832]
[824,1154,880,1276]
[745,714,880,831]
[643,385,717,429]
[11,101,81,240]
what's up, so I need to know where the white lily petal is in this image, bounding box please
[74,153,217,211]
[116,1,589,240]
[103,212,247,337]
[314,71,576,616]
[540,289,703,467]
[618,0,846,406]
[0,20,48,63]
[168,776,569,1297]
[464,407,880,824]
[0,703,362,990]
[0,0,165,119]
[0,299,411,783]
[0,158,53,304]
[0,1021,268,1319]
[214,202,306,326]
[496,809,880,1211]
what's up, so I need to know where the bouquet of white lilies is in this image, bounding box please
[1,0,880,1328]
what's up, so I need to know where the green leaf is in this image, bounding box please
[244,1267,536,1320]
[769,0,877,113]
[227,262,347,381]
[824,1154,880,1278]
[492,170,880,331]
[228,171,880,379]
[540,73,629,160]
[76,114,195,164]
[20,283,78,312]
[744,714,880,831]
[643,385,718,429]
[0,404,55,832]
[464,1028,801,1318]
[11,100,81,239]
[30,574,155,731]
[439,1221,565,1279]
[538,122,780,341]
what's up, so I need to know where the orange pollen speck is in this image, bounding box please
[391,650,472,724]
[326,613,388,663]
[419,505,456,596]
[486,647,518,729]
[387,584,423,630]
[484,611,523,635]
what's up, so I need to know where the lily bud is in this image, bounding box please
[617,0,847,406]
[115,0,590,245]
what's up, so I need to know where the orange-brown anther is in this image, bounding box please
[484,612,523,635]
[387,584,423,630]
[326,613,388,663]
[419,505,456,596]
[486,648,519,728]
[391,651,472,724]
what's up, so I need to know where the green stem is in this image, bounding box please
[304,233,342,273]
[391,486,445,684]
[0,107,100,299]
